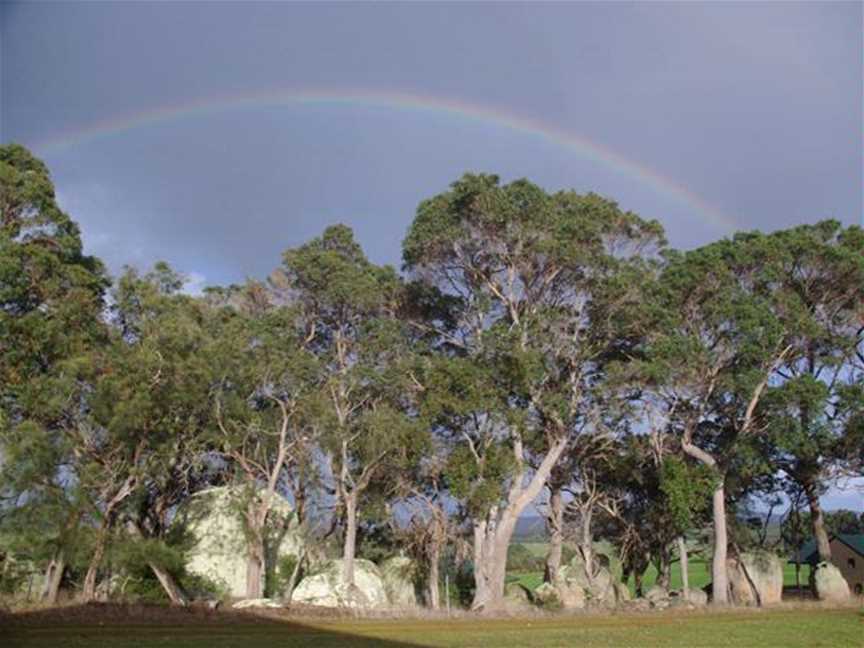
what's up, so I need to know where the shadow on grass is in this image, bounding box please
[0,602,431,648]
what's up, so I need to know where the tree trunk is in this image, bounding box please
[284,551,305,605]
[81,528,109,602]
[682,437,728,606]
[656,544,672,590]
[543,486,564,584]
[41,553,65,605]
[484,510,519,607]
[678,536,689,601]
[427,541,441,610]
[634,568,644,598]
[471,519,490,608]
[341,492,358,587]
[580,510,595,586]
[246,533,265,599]
[150,563,187,605]
[470,508,521,610]
[470,436,568,611]
[710,484,729,606]
[804,481,831,562]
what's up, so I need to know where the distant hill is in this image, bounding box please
[514,515,547,541]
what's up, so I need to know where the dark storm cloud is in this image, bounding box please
[1,1,861,281]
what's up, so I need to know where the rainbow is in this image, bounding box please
[31,88,735,231]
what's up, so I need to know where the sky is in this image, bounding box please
[1,2,862,509]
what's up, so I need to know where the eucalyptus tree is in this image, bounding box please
[755,222,864,563]
[637,235,796,605]
[281,225,424,591]
[0,144,108,603]
[393,437,452,609]
[403,173,665,609]
[210,280,319,599]
[76,263,216,602]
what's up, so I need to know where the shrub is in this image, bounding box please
[507,543,542,572]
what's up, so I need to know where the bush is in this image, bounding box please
[507,543,543,572]
[267,553,302,598]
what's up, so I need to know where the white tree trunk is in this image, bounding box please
[471,436,568,610]
[41,553,65,605]
[341,492,358,587]
[678,535,689,601]
[150,563,187,605]
[710,485,729,606]
[544,487,564,584]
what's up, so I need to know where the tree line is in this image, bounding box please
[1,144,862,610]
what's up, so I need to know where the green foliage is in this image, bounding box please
[659,457,718,533]
[506,544,543,572]
[1,148,860,611]
[268,554,301,598]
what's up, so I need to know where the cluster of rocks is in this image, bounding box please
[180,487,418,610]
[289,556,416,610]
[31,486,845,612]
[514,550,798,613]
[625,585,708,611]
[509,552,631,612]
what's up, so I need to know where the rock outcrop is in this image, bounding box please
[813,562,850,603]
[533,578,587,610]
[379,556,418,608]
[727,552,783,606]
[291,559,390,609]
[558,553,616,606]
[176,486,302,598]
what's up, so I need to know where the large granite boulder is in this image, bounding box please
[379,556,418,608]
[291,559,389,609]
[533,578,588,610]
[558,553,615,605]
[640,586,674,609]
[675,588,708,607]
[727,552,783,606]
[176,486,302,598]
[813,562,850,602]
[532,582,563,609]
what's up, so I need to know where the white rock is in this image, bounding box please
[176,486,302,598]
[379,556,418,608]
[681,588,708,606]
[814,562,850,603]
[727,552,783,606]
[292,559,389,609]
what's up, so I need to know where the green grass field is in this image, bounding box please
[3,607,861,647]
[511,543,812,596]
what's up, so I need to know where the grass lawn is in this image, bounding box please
[2,606,861,647]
